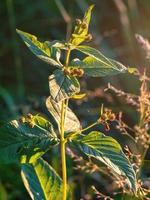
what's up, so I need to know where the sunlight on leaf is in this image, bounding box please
[46,97,81,133]
[16,29,62,67]
[49,69,80,102]
[73,131,137,191]
[71,45,127,77]
[21,158,71,200]
[0,116,58,163]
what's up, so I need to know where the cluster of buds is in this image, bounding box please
[97,108,116,131]
[19,113,35,128]
[75,18,93,42]
[75,18,87,27]
[63,67,84,77]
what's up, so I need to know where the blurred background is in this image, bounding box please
[0,0,150,199]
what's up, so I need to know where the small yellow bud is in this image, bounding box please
[81,21,88,29]
[19,117,26,123]
[86,34,92,42]
[27,113,33,120]
[28,122,35,128]
[75,18,82,25]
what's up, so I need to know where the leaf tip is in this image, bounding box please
[89,4,95,10]
[16,28,19,33]
[16,29,23,37]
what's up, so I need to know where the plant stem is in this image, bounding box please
[65,49,71,67]
[67,121,98,141]
[60,100,67,200]
[60,48,71,200]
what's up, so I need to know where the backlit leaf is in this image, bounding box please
[21,158,71,200]
[73,131,137,191]
[16,29,62,67]
[46,97,81,133]
[0,115,58,164]
[49,69,80,102]
[71,45,127,76]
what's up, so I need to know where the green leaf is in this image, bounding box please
[21,158,71,200]
[71,45,127,76]
[73,131,137,191]
[0,115,58,164]
[16,29,62,67]
[46,97,81,133]
[69,5,94,46]
[49,69,80,102]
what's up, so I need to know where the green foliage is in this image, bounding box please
[16,29,62,67]
[1,4,139,200]
[69,5,94,46]
[21,158,71,200]
[73,131,137,191]
[48,69,80,102]
[0,115,58,164]
[46,97,81,133]
[71,45,127,76]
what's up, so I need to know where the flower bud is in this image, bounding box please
[109,113,116,121]
[104,122,110,131]
[75,18,82,25]
[64,68,70,76]
[19,116,26,123]
[78,69,84,77]
[81,21,88,29]
[28,122,35,128]
[86,34,92,42]
[27,113,33,120]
